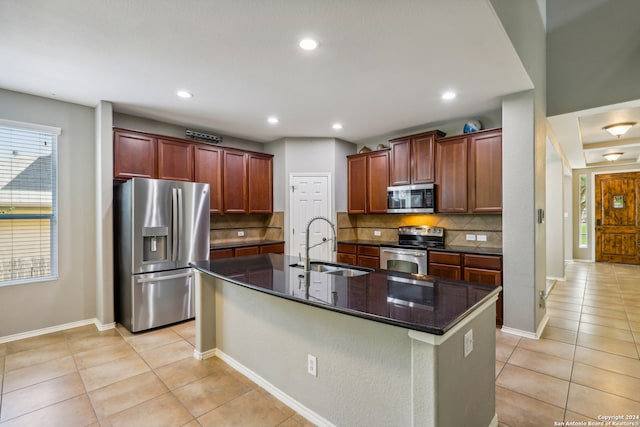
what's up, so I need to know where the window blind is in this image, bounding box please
[0,123,58,285]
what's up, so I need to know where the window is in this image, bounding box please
[0,120,59,286]
[578,174,587,248]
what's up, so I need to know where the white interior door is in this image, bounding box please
[289,174,332,263]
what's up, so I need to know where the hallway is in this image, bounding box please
[496,261,640,426]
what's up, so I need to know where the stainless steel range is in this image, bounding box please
[380,226,444,274]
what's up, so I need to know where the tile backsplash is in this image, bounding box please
[210,212,284,244]
[337,212,502,249]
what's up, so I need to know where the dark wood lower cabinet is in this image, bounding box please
[429,250,503,327]
[337,243,380,269]
[210,243,284,260]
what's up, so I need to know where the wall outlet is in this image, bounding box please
[307,354,317,377]
[374,230,381,236]
[466,234,476,241]
[237,231,244,237]
[464,329,474,358]
[476,234,487,242]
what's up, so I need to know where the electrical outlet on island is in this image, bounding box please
[237,231,244,237]
[374,230,381,237]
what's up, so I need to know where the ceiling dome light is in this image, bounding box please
[603,152,623,161]
[267,117,279,124]
[442,91,456,100]
[603,122,636,138]
[299,38,318,50]
[176,90,193,99]
[332,123,343,130]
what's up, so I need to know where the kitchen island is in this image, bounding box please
[190,254,500,427]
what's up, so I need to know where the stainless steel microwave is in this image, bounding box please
[387,183,435,213]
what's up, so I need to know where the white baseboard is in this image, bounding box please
[0,318,115,344]
[198,348,335,427]
[501,314,549,340]
[489,414,499,427]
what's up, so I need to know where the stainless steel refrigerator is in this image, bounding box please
[115,178,210,332]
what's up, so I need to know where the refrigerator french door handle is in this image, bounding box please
[172,188,178,262]
[177,188,183,261]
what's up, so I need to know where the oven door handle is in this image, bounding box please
[381,249,426,257]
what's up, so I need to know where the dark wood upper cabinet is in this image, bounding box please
[194,144,223,213]
[113,130,156,179]
[157,138,194,182]
[367,150,390,213]
[389,137,411,186]
[435,136,468,213]
[347,154,367,214]
[347,149,389,214]
[435,128,502,214]
[469,130,502,213]
[114,128,273,215]
[222,149,249,214]
[248,153,273,213]
[389,130,445,186]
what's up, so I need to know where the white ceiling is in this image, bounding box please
[548,101,640,169]
[0,0,533,143]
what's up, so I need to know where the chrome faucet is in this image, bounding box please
[304,216,337,273]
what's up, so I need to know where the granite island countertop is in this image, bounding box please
[190,254,501,335]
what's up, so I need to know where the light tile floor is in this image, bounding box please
[496,261,640,427]
[1,261,639,426]
[0,321,312,426]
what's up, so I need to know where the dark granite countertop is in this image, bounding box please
[338,240,502,256]
[210,239,285,251]
[191,254,500,335]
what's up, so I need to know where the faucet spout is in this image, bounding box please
[304,216,337,273]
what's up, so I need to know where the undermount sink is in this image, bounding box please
[289,261,373,277]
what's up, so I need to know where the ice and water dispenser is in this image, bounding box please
[142,226,169,262]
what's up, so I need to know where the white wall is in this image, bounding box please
[491,0,548,334]
[0,89,97,337]
[546,141,565,280]
[546,0,640,116]
[113,113,263,153]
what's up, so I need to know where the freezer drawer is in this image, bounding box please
[128,269,195,332]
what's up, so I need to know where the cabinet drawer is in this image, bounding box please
[337,253,357,265]
[337,244,357,254]
[210,248,234,260]
[235,246,260,257]
[260,243,284,254]
[429,251,461,265]
[464,254,501,270]
[357,255,380,269]
[357,245,380,257]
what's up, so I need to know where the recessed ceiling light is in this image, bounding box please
[177,90,193,99]
[332,123,343,130]
[442,91,456,100]
[299,38,318,50]
[267,117,279,124]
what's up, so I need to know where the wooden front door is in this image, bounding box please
[595,172,640,264]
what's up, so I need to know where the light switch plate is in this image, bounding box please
[476,234,487,242]
[374,230,381,236]
[466,234,476,241]
[237,231,245,237]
